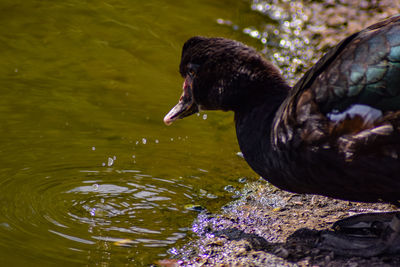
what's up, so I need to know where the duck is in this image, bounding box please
[164,15,400,256]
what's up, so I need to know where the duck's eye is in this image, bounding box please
[187,63,199,77]
[188,69,196,76]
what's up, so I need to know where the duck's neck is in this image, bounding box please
[234,88,288,180]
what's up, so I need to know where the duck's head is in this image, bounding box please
[164,36,288,125]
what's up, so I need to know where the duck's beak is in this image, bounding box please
[164,77,199,125]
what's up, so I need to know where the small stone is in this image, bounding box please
[325,251,334,262]
[311,248,320,255]
[235,247,247,256]
[207,239,225,246]
[325,255,331,262]
[273,247,289,258]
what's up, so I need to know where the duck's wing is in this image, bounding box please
[273,15,400,159]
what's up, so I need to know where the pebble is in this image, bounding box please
[235,247,247,256]
[273,247,289,258]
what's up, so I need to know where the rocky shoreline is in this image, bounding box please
[168,181,399,266]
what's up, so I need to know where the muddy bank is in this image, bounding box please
[168,182,399,266]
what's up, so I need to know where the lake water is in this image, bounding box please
[0,0,264,265]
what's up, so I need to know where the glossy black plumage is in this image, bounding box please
[164,15,400,204]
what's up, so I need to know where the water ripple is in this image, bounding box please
[0,164,194,264]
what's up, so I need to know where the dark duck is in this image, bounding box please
[164,15,400,256]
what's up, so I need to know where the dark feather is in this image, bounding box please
[274,15,400,158]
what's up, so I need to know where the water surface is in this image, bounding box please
[0,0,263,265]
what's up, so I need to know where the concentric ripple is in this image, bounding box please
[0,163,197,265]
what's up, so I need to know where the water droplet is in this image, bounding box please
[102,162,106,167]
[90,208,96,216]
[91,146,96,151]
[135,141,139,145]
[283,20,290,27]
[170,138,174,141]
[238,177,247,183]
[107,157,114,166]
[92,184,99,190]
[132,155,136,159]
[155,139,159,144]
[113,155,116,160]
[168,247,179,256]
[250,30,260,38]
[243,27,251,34]
[224,185,235,193]
[142,138,147,144]
[206,193,218,199]
[202,114,207,120]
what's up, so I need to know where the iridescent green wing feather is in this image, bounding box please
[311,15,400,113]
[273,15,400,151]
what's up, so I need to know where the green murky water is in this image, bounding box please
[0,0,262,265]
